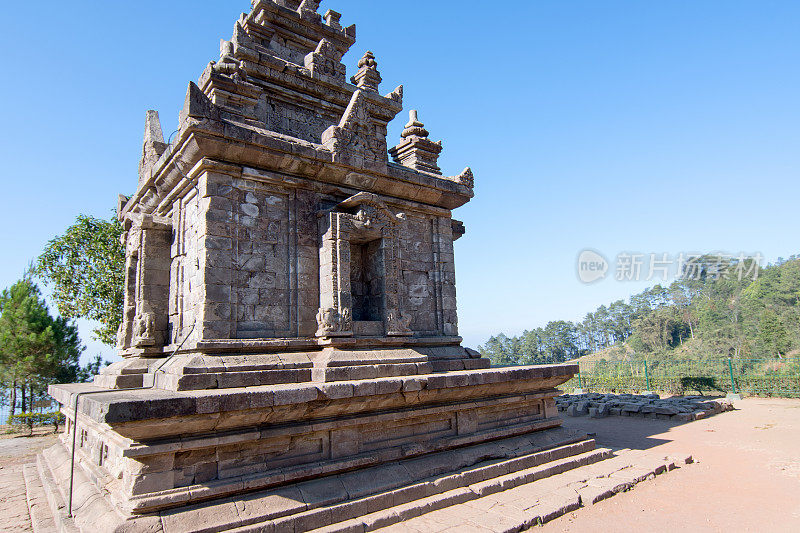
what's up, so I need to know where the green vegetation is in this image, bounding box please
[0,276,103,419]
[7,411,65,435]
[34,214,125,346]
[480,255,800,397]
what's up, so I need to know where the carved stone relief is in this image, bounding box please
[316,193,412,337]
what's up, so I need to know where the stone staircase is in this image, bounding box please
[302,446,612,533]
[26,426,692,533]
[367,450,692,533]
[151,428,605,533]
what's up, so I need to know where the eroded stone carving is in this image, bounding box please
[455,167,474,188]
[210,40,248,82]
[385,308,413,336]
[304,38,346,83]
[132,308,156,348]
[315,307,353,337]
[322,90,388,169]
[297,0,321,22]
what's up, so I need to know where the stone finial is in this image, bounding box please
[350,51,382,92]
[401,110,429,138]
[388,110,443,175]
[456,167,474,188]
[138,111,168,183]
[441,167,474,189]
[386,84,403,104]
[324,9,342,29]
[297,0,322,22]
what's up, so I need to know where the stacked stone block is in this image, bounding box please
[557,393,734,422]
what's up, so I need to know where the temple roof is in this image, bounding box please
[126,0,474,219]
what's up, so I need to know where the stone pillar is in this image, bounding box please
[134,216,172,349]
[118,214,172,353]
[316,212,353,337]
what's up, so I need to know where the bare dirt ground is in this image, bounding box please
[0,431,58,532]
[545,397,800,533]
[0,399,797,532]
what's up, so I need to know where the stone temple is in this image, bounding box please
[38,2,591,531]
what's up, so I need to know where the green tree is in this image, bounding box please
[755,309,790,358]
[34,214,125,345]
[0,278,85,416]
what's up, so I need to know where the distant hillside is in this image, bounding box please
[479,254,800,366]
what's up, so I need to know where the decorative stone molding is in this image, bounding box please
[317,193,412,338]
[322,90,389,170]
[451,219,466,241]
[304,38,346,84]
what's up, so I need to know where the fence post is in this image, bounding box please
[724,356,742,401]
[644,360,651,392]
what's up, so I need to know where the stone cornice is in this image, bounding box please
[122,108,473,220]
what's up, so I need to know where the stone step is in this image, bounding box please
[22,463,58,533]
[304,447,613,533]
[156,430,597,533]
[33,454,80,533]
[367,451,694,532]
[34,445,161,533]
[31,428,604,533]
[148,428,595,533]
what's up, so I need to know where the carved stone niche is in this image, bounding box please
[316,193,413,338]
[117,214,173,355]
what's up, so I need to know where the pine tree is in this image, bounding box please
[0,277,84,416]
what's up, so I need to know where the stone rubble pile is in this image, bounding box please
[556,392,734,422]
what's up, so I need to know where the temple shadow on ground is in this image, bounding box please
[560,402,735,451]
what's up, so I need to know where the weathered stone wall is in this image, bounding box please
[182,164,460,342]
[168,189,203,346]
[399,213,458,336]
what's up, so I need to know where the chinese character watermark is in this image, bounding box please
[576,250,763,284]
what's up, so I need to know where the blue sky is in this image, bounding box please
[1,1,799,364]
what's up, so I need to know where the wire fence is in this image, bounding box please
[559,357,800,397]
